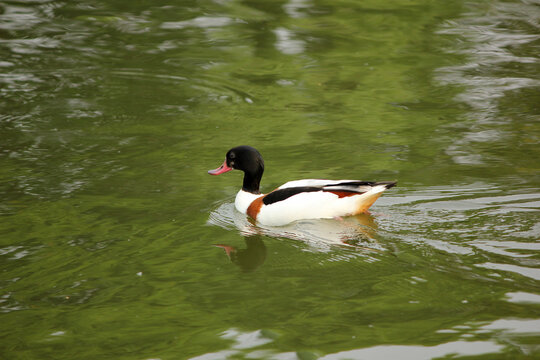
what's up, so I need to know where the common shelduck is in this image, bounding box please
[208,146,396,226]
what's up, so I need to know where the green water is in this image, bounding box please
[1,0,539,359]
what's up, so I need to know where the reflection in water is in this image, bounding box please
[208,202,382,252]
[215,236,267,272]
[210,202,384,270]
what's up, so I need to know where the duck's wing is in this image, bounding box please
[265,180,396,205]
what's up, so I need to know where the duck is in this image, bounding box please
[208,145,396,226]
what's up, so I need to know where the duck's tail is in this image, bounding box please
[353,181,396,214]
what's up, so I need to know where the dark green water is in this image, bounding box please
[1,0,539,359]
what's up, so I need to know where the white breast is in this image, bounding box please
[234,190,261,214]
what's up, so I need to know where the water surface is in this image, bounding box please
[1,0,539,359]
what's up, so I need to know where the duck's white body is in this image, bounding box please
[234,179,392,226]
[209,146,396,227]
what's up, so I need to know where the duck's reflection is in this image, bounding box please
[215,236,267,272]
[210,202,384,270]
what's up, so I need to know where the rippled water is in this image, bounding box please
[1,0,539,359]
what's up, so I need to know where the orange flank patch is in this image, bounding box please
[246,196,264,220]
[328,190,358,198]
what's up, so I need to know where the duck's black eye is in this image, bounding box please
[229,152,236,159]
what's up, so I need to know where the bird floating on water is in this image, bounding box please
[208,146,396,226]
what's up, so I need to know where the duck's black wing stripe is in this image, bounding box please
[324,181,397,189]
[262,187,322,205]
[324,181,376,187]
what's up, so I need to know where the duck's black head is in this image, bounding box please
[208,145,264,194]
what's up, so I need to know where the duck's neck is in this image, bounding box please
[242,170,262,194]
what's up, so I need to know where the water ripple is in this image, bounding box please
[0,3,46,32]
[161,16,233,30]
[435,0,540,166]
[477,263,540,281]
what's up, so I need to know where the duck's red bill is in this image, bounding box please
[208,160,233,175]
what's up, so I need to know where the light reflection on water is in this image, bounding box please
[191,331,505,360]
[435,0,540,168]
[436,1,540,119]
